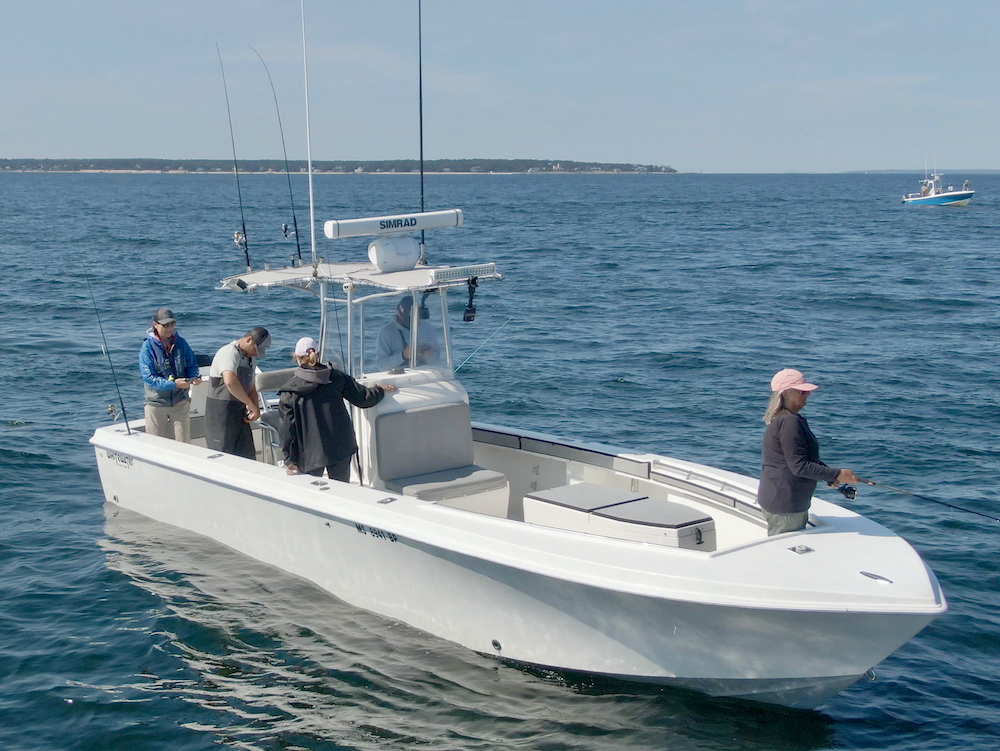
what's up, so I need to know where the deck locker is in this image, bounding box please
[523,482,716,551]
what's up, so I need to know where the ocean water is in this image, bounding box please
[1,172,998,750]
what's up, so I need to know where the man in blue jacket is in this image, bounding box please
[138,306,201,442]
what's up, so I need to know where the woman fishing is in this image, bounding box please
[757,368,860,536]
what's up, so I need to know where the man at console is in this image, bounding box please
[375,295,442,371]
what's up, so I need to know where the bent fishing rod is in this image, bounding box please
[835,479,1000,523]
[249,44,303,263]
[216,43,251,271]
[79,253,131,435]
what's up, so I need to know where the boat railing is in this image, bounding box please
[472,423,764,519]
[649,463,763,518]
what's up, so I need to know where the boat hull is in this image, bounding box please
[902,190,974,206]
[92,430,942,709]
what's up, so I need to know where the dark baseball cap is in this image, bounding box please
[153,307,176,324]
[247,326,271,358]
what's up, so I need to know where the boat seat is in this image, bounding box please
[254,367,297,465]
[375,402,508,510]
[259,409,282,433]
[255,367,298,394]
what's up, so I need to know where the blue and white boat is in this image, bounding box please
[902,173,974,206]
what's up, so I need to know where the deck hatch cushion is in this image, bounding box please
[523,482,717,550]
[524,483,646,513]
[592,497,712,528]
[386,465,508,502]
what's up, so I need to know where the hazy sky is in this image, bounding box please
[2,1,997,173]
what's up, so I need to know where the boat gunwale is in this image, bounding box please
[91,421,947,616]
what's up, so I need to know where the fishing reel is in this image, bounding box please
[107,404,124,423]
[836,484,858,500]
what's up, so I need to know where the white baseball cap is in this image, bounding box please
[294,337,319,356]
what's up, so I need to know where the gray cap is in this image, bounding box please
[247,326,271,358]
[153,307,176,324]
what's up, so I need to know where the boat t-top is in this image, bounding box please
[902,172,974,205]
[91,203,947,710]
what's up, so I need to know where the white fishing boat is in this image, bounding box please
[91,4,945,709]
[91,202,947,710]
[902,172,974,205]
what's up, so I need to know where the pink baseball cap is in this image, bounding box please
[294,337,318,356]
[770,368,818,393]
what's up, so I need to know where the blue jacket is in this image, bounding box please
[139,328,200,407]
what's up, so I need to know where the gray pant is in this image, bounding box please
[307,457,354,483]
[145,400,191,442]
[763,509,809,536]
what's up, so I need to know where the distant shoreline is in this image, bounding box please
[5,165,998,176]
[0,169,677,176]
[0,158,676,175]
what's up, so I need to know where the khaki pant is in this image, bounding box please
[763,509,809,536]
[145,400,192,443]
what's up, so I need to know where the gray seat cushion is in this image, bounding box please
[256,367,298,393]
[386,464,508,502]
[259,410,282,433]
[376,403,475,481]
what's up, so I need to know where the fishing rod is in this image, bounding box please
[216,43,251,271]
[249,44,303,263]
[297,0,345,366]
[417,0,427,264]
[79,253,131,435]
[455,318,513,372]
[836,479,1000,523]
[300,0,317,267]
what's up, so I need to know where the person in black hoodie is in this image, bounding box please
[279,337,398,482]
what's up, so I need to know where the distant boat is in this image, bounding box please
[902,172,974,206]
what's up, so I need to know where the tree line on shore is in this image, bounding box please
[1,158,676,174]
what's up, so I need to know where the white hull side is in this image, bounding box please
[93,435,938,709]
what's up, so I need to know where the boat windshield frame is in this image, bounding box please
[218,260,501,380]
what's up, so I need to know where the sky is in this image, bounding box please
[1,1,998,173]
